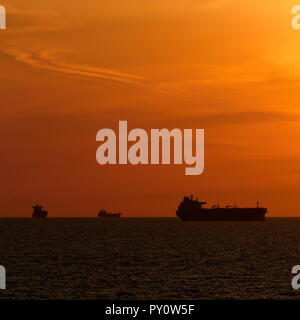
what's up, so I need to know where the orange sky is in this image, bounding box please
[1,0,300,217]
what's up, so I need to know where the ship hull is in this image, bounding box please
[32,214,47,218]
[177,208,267,221]
[98,215,121,218]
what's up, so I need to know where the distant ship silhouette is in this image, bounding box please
[32,204,48,218]
[176,196,267,221]
[97,210,121,218]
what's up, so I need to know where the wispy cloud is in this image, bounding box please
[3,45,193,97]
[4,47,148,85]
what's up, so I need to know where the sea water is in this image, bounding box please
[0,218,299,299]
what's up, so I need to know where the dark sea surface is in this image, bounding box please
[0,218,300,300]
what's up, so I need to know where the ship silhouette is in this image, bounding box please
[32,204,48,218]
[97,209,121,218]
[176,196,267,221]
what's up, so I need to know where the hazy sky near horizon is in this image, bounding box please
[1,0,300,216]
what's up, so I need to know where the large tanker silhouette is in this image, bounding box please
[176,196,267,221]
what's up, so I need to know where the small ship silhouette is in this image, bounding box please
[97,209,121,218]
[176,195,267,221]
[32,204,48,218]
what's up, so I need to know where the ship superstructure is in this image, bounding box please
[32,204,48,218]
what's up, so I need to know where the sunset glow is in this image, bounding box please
[1,0,300,216]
